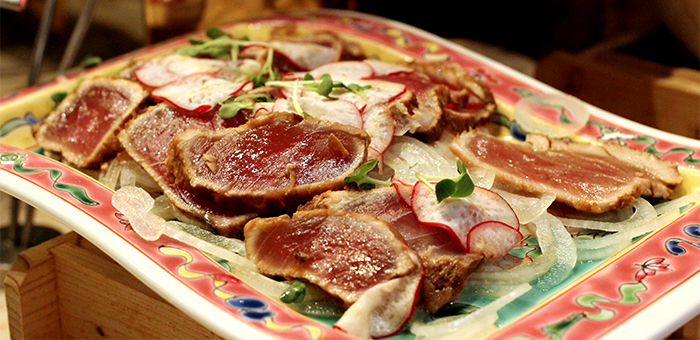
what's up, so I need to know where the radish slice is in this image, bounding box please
[411,182,520,257]
[151,74,253,112]
[362,106,395,159]
[336,79,406,113]
[133,55,224,88]
[307,60,374,79]
[335,252,424,339]
[268,41,338,70]
[299,97,363,129]
[467,221,523,259]
[391,178,414,206]
[364,59,413,77]
[257,97,363,129]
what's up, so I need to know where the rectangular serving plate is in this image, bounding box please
[2,9,700,340]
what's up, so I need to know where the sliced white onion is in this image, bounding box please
[151,195,214,232]
[556,198,656,232]
[654,191,700,215]
[494,189,556,225]
[410,283,531,340]
[384,135,459,184]
[574,197,695,260]
[99,158,161,194]
[467,213,576,290]
[468,168,495,189]
[112,186,290,298]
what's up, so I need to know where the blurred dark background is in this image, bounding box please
[1,0,698,136]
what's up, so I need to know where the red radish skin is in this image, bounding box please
[410,181,520,256]
[391,178,414,206]
[363,107,395,158]
[151,74,253,113]
[467,221,523,258]
[133,55,224,88]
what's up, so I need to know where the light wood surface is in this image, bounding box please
[3,232,223,339]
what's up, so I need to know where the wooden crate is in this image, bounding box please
[3,232,223,339]
[535,31,700,139]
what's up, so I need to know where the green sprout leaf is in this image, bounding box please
[280,280,306,304]
[206,27,226,39]
[344,159,391,190]
[50,91,68,105]
[346,83,371,100]
[80,54,102,69]
[266,73,370,100]
[418,160,474,203]
[217,93,271,119]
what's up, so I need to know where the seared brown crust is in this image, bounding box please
[420,249,482,312]
[117,103,256,238]
[383,61,496,143]
[389,85,446,143]
[167,112,369,213]
[301,187,483,313]
[409,61,496,133]
[244,208,420,305]
[33,76,149,168]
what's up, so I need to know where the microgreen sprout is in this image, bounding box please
[50,73,85,107]
[177,28,259,61]
[344,159,392,190]
[50,92,68,105]
[266,73,371,100]
[280,280,306,303]
[292,79,310,117]
[415,160,474,203]
[80,54,102,69]
[218,93,272,119]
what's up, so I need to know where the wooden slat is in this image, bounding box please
[51,241,223,339]
[535,35,700,139]
[3,232,80,339]
[4,232,224,339]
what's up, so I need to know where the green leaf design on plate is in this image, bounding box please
[1,152,99,206]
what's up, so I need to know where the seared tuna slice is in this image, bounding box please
[302,187,482,312]
[450,130,683,214]
[167,112,369,212]
[118,103,253,237]
[409,61,496,133]
[33,77,149,168]
[244,209,423,338]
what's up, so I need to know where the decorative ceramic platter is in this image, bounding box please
[2,9,700,340]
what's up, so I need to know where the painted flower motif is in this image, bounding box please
[634,258,670,282]
[115,211,133,232]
